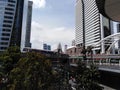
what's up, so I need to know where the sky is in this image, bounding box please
[30,0,75,51]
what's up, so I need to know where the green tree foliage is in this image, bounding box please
[86,46,93,55]
[0,46,21,75]
[8,52,53,90]
[75,61,103,90]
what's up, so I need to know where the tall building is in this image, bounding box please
[75,0,111,54]
[75,0,83,47]
[117,23,120,54]
[117,23,120,50]
[43,44,51,51]
[76,0,101,48]
[10,0,24,47]
[0,0,30,52]
[72,39,76,46]
[0,0,17,51]
[100,14,111,54]
[25,1,33,48]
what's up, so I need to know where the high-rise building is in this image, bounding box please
[0,0,17,51]
[75,0,83,47]
[0,0,29,52]
[117,23,120,50]
[25,1,33,48]
[10,0,24,47]
[76,0,101,48]
[75,0,111,54]
[43,44,51,51]
[72,39,76,46]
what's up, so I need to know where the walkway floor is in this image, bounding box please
[100,84,116,90]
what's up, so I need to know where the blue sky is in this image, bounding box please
[30,0,75,50]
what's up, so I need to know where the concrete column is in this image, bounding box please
[99,60,102,65]
[100,14,105,54]
[119,60,120,66]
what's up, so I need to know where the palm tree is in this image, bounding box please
[87,46,93,63]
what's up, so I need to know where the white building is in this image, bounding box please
[0,0,17,51]
[0,0,30,52]
[75,0,112,54]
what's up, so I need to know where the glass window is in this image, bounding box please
[2,29,11,32]
[0,42,8,45]
[8,4,15,7]
[2,33,10,36]
[4,16,13,19]
[3,20,12,23]
[5,8,14,11]
[1,38,9,40]
[3,24,12,28]
[8,0,15,3]
[0,47,7,50]
[5,12,14,15]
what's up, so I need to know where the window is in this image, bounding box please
[3,24,12,28]
[0,47,7,50]
[8,0,15,3]
[2,33,10,36]
[5,12,14,15]
[8,4,15,7]
[74,48,77,53]
[5,8,14,11]
[0,42,8,45]
[1,38,9,40]
[3,20,12,23]
[4,16,13,19]
[2,29,11,32]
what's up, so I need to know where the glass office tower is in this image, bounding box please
[0,0,29,52]
[0,0,17,51]
[25,1,33,48]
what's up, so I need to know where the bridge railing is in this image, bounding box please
[86,59,120,66]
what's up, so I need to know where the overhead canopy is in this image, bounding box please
[96,0,120,22]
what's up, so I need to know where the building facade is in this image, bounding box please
[75,0,113,54]
[43,43,51,51]
[0,0,17,51]
[0,0,30,52]
[117,23,120,51]
[75,0,83,47]
[76,0,101,50]
[25,1,33,48]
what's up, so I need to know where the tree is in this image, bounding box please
[8,52,53,90]
[86,46,94,63]
[86,46,93,55]
[0,46,21,75]
[75,61,103,90]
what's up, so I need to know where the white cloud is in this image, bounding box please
[31,0,46,8]
[31,21,75,50]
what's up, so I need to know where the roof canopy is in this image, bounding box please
[96,0,120,22]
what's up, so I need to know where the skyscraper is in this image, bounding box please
[43,43,51,51]
[117,23,120,54]
[76,0,101,51]
[0,0,29,52]
[10,0,25,47]
[117,23,120,50]
[25,1,33,48]
[75,0,83,47]
[75,0,111,54]
[0,0,17,51]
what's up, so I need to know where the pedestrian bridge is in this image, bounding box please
[70,58,120,74]
[70,60,120,89]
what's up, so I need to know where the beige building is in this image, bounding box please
[66,46,83,64]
